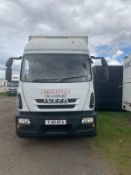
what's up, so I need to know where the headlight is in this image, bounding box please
[82,117,94,124]
[18,118,31,125]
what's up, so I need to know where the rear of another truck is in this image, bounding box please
[122,55,131,111]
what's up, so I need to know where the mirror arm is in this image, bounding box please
[11,56,22,60]
[6,56,22,67]
[9,56,22,63]
[90,56,108,66]
[91,56,105,60]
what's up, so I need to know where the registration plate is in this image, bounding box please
[45,120,67,125]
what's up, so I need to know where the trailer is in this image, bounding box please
[94,66,123,110]
[122,55,131,111]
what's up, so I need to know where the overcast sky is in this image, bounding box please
[0,0,131,79]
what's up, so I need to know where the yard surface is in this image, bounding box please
[0,95,130,175]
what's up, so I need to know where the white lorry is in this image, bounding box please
[5,75,19,96]
[5,36,108,137]
[122,55,131,111]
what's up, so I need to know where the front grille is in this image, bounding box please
[68,99,77,103]
[36,98,77,103]
[36,99,44,103]
[40,125,72,132]
[20,125,33,131]
[37,105,75,109]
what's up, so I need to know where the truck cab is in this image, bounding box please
[5,36,108,137]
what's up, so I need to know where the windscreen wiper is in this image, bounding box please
[32,79,61,83]
[32,76,87,83]
[60,75,87,82]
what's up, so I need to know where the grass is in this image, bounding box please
[96,112,131,175]
[0,92,7,96]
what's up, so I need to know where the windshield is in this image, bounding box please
[7,81,19,87]
[21,54,91,83]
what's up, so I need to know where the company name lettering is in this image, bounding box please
[41,89,70,98]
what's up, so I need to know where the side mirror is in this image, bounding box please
[5,66,12,82]
[82,63,87,69]
[101,58,108,66]
[91,56,108,66]
[6,58,13,67]
[93,66,109,82]
[5,56,21,82]
[91,56,109,82]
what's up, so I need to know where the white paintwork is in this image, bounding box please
[24,36,89,54]
[18,36,94,112]
[122,55,131,111]
[20,82,94,112]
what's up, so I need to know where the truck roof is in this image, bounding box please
[24,35,89,54]
[28,35,88,41]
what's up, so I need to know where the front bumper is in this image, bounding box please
[16,111,96,137]
[7,90,17,95]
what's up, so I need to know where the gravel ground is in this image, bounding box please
[0,96,117,175]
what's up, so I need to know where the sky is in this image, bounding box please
[0,0,131,79]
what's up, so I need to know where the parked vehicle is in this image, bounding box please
[5,80,19,96]
[5,36,108,137]
[5,75,19,96]
[122,55,131,111]
[94,66,123,111]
